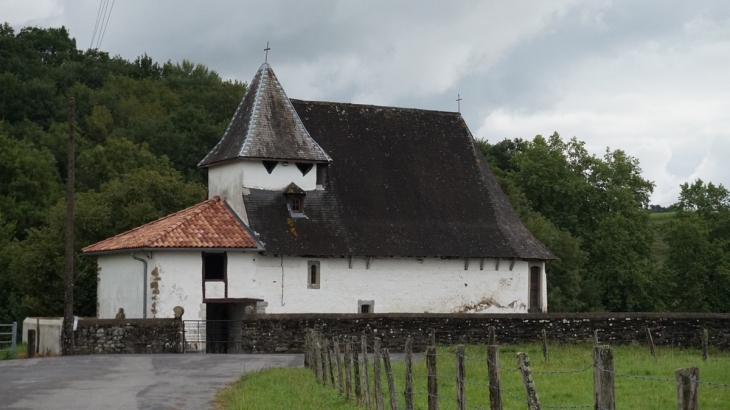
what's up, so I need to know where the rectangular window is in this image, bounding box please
[203,253,226,280]
[358,299,374,314]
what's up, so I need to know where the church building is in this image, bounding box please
[82,61,554,322]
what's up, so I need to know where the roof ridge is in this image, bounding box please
[239,63,267,157]
[290,98,462,117]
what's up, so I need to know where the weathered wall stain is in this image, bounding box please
[150,267,161,318]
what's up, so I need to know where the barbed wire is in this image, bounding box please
[463,379,593,409]
[311,331,730,409]
[594,365,676,383]
[533,364,593,375]
[689,377,730,388]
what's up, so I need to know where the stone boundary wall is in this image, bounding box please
[241,312,730,353]
[70,318,182,355]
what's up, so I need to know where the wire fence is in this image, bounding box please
[0,322,17,357]
[303,327,728,410]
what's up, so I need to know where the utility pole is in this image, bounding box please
[62,98,76,355]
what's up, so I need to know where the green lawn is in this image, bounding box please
[217,343,730,410]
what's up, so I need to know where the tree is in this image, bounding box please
[0,133,62,237]
[662,180,730,312]
[480,133,659,311]
[676,179,730,216]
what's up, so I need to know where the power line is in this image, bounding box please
[94,0,109,49]
[97,0,115,49]
[89,0,105,49]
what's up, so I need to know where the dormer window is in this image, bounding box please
[283,182,306,218]
[290,197,302,213]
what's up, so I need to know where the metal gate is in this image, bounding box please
[182,320,243,354]
[0,322,17,358]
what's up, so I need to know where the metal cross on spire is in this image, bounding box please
[264,42,271,63]
[456,94,463,113]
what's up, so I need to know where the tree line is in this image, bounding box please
[0,25,727,324]
[0,24,242,322]
[478,137,730,312]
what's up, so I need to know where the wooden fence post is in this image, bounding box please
[320,336,329,384]
[304,330,310,368]
[374,337,385,410]
[593,330,599,345]
[345,338,352,399]
[488,326,496,345]
[541,329,549,361]
[334,337,344,395]
[593,345,615,410]
[362,334,372,408]
[325,338,335,387]
[27,329,36,359]
[487,345,502,410]
[456,345,466,410]
[309,331,316,374]
[352,337,362,405]
[430,329,436,347]
[427,346,439,410]
[645,327,656,358]
[675,367,699,410]
[314,335,323,382]
[382,348,399,410]
[517,352,541,410]
[404,337,414,410]
[701,329,709,361]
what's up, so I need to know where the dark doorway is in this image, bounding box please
[529,266,542,313]
[205,304,229,353]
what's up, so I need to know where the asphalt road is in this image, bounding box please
[0,354,302,410]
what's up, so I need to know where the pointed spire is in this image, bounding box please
[199,63,331,167]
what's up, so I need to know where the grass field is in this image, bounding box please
[217,343,730,410]
[0,342,26,360]
[649,211,676,266]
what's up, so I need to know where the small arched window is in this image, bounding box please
[307,261,320,289]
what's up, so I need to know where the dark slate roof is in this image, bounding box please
[198,63,331,167]
[244,100,554,260]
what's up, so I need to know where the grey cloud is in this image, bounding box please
[5,0,730,204]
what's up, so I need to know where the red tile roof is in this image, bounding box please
[82,196,262,254]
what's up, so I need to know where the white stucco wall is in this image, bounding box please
[147,252,203,319]
[208,161,247,223]
[97,251,546,318]
[97,253,145,318]
[241,160,316,191]
[226,254,539,314]
[97,252,204,319]
[208,159,318,222]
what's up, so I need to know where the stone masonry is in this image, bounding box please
[240,312,730,353]
[71,318,182,355]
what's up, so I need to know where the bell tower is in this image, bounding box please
[199,62,331,222]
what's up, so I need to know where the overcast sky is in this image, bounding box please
[3,0,730,205]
